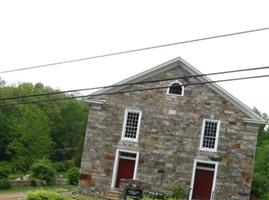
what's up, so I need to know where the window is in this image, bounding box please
[167,81,184,96]
[199,119,220,152]
[121,109,142,142]
[119,151,137,159]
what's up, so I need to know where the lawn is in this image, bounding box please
[0,184,76,194]
[0,185,105,200]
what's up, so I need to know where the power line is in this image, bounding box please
[1,27,269,74]
[1,64,269,101]
[1,74,269,107]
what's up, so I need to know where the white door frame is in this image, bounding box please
[189,159,218,200]
[111,149,140,188]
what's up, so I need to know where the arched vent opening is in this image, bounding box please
[167,81,184,96]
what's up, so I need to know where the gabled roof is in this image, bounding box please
[86,57,266,125]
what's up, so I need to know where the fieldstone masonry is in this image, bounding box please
[80,63,261,200]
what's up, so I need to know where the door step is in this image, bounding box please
[105,189,120,200]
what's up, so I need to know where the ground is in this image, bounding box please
[0,185,105,200]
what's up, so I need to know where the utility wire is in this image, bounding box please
[1,65,269,101]
[0,27,269,74]
[1,74,269,107]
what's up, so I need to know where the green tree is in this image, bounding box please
[50,100,88,165]
[252,107,269,198]
[0,79,89,173]
[0,112,12,161]
[8,105,52,173]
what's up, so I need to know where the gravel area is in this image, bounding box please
[0,192,26,200]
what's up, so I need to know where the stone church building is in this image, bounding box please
[79,57,265,200]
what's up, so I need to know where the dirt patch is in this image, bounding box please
[0,192,26,200]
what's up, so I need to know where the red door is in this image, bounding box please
[192,169,214,200]
[115,158,135,188]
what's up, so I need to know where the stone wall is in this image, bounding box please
[10,179,69,186]
[80,64,260,200]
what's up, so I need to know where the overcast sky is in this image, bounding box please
[1,1,269,115]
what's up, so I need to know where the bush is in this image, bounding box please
[143,191,168,200]
[0,179,11,189]
[0,162,11,179]
[30,159,56,185]
[53,162,66,172]
[64,160,75,169]
[252,172,269,198]
[67,167,80,185]
[169,185,187,199]
[27,190,72,200]
[262,193,269,200]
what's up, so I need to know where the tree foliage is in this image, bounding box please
[252,107,269,198]
[0,80,89,173]
[8,105,52,173]
[30,159,56,184]
[67,167,80,185]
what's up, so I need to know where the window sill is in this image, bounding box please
[166,93,184,97]
[121,138,138,143]
[199,148,217,153]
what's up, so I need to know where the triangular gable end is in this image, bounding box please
[85,57,266,125]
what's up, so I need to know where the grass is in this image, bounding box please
[0,185,106,200]
[0,184,76,194]
[70,195,106,200]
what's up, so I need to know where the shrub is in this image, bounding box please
[0,179,11,189]
[53,162,66,172]
[252,172,269,197]
[143,191,168,200]
[169,185,187,199]
[0,162,11,179]
[262,193,269,200]
[64,160,75,169]
[30,159,56,185]
[27,190,72,200]
[67,167,80,185]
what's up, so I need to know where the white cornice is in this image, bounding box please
[84,99,106,105]
[243,118,267,125]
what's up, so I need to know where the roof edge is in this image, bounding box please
[87,57,182,97]
[243,118,267,125]
[87,57,264,121]
[178,59,265,121]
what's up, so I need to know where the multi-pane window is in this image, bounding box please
[121,109,142,142]
[200,119,220,151]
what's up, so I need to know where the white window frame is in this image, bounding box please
[189,159,219,200]
[199,119,221,152]
[121,109,142,142]
[111,149,140,188]
[166,80,184,96]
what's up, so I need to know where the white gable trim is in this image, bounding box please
[178,58,265,122]
[87,58,180,97]
[85,57,266,124]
